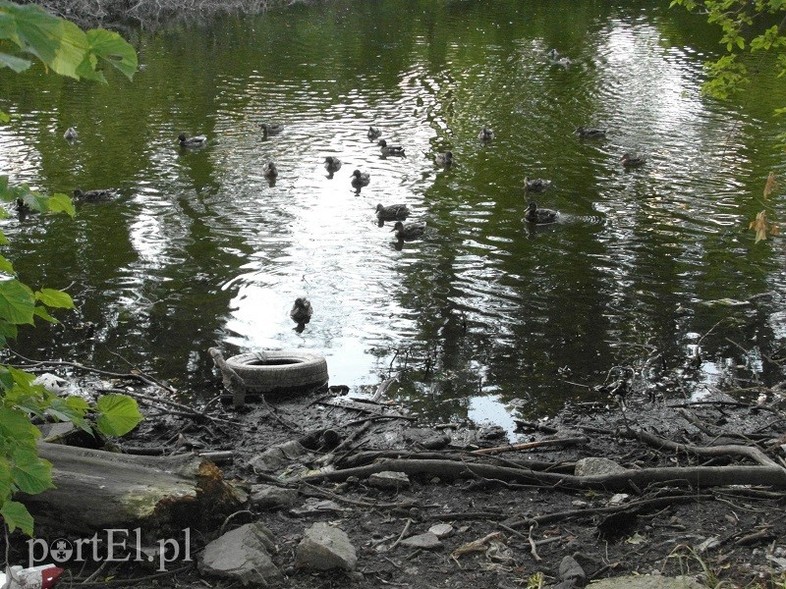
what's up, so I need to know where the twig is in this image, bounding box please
[527,523,542,562]
[470,437,587,456]
[388,518,412,551]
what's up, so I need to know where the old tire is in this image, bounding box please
[225,351,329,394]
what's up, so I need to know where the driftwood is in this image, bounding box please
[209,347,246,409]
[300,457,786,490]
[23,442,243,535]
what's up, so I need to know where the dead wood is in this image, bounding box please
[299,457,786,490]
[209,347,246,409]
[469,436,588,455]
[23,442,243,535]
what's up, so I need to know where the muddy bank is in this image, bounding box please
[12,358,786,589]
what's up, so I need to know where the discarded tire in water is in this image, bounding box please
[225,351,329,394]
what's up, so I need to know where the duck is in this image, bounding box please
[524,177,552,192]
[263,162,278,179]
[63,127,78,142]
[620,153,646,168]
[524,202,559,225]
[367,126,382,141]
[324,156,342,177]
[260,123,284,137]
[546,48,560,60]
[575,126,607,139]
[290,297,313,325]
[73,189,118,202]
[392,220,427,241]
[351,169,370,191]
[478,127,495,142]
[178,133,207,149]
[378,139,406,157]
[435,151,453,167]
[376,203,411,223]
[556,57,572,68]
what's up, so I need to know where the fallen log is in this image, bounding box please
[22,442,243,536]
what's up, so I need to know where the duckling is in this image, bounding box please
[575,126,607,139]
[178,133,207,149]
[73,189,118,202]
[260,123,284,137]
[351,169,370,192]
[263,162,278,179]
[620,153,646,168]
[392,220,427,241]
[367,126,382,141]
[376,203,411,223]
[524,177,552,192]
[378,139,406,158]
[63,127,78,142]
[524,202,559,225]
[435,151,453,167]
[478,127,495,142]
[546,48,560,60]
[290,297,313,325]
[556,57,572,68]
[324,156,342,177]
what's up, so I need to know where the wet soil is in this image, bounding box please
[24,376,786,589]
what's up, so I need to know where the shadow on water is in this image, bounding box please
[2,0,786,434]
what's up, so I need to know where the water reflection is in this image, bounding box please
[0,0,785,432]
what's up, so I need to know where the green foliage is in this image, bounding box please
[670,0,786,100]
[0,2,141,538]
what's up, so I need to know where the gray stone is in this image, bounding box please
[428,523,454,538]
[588,575,704,589]
[574,457,627,476]
[199,522,281,586]
[250,484,299,509]
[559,555,586,584]
[368,470,411,490]
[400,532,442,550]
[404,427,451,449]
[295,522,357,571]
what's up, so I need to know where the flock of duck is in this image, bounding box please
[59,87,646,329]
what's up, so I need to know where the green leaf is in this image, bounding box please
[0,456,12,502]
[45,192,75,217]
[11,446,53,495]
[86,28,137,81]
[35,288,73,309]
[0,279,36,325]
[0,109,9,123]
[0,254,14,275]
[0,500,35,536]
[32,305,57,323]
[0,50,30,72]
[0,406,40,444]
[95,394,143,436]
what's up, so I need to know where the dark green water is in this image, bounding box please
[1,0,785,433]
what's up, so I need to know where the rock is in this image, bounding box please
[289,498,349,516]
[248,440,309,473]
[400,532,442,550]
[608,493,629,506]
[199,522,281,586]
[559,555,586,586]
[368,470,410,490]
[250,484,299,509]
[574,457,627,476]
[404,427,451,449]
[295,522,357,571]
[588,575,704,589]
[428,523,454,538]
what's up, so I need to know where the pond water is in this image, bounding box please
[1,0,786,433]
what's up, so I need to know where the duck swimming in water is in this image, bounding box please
[178,133,207,149]
[263,162,278,179]
[376,203,411,224]
[324,156,342,177]
[575,126,607,139]
[478,127,495,142]
[290,297,313,326]
[620,153,646,168]
[524,177,552,192]
[73,189,118,202]
[524,202,559,225]
[63,127,78,142]
[435,151,453,167]
[367,126,382,141]
[392,220,427,241]
[378,139,406,157]
[260,123,284,138]
[351,169,370,192]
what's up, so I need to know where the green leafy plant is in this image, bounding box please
[0,1,141,537]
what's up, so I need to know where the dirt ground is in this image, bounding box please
[18,373,786,589]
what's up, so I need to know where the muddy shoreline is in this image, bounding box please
[13,362,786,589]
